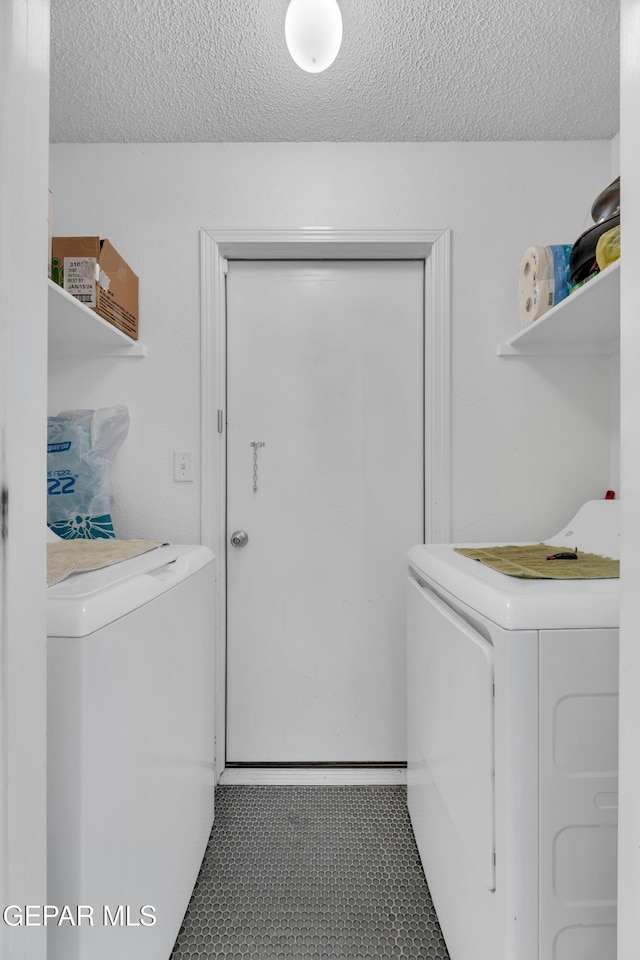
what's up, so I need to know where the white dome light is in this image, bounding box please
[285,0,343,74]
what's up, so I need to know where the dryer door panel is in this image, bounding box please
[407,575,495,890]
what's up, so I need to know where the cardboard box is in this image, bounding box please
[51,237,139,340]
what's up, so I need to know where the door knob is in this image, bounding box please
[230,530,249,548]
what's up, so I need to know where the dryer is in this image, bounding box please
[406,500,619,960]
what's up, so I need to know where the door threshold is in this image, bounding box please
[219,764,408,786]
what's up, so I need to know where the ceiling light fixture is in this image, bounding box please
[285,0,343,74]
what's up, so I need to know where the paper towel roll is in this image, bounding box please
[519,246,553,326]
[518,244,572,326]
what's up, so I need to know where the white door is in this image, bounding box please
[1,1,49,953]
[226,259,424,763]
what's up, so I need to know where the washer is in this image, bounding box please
[47,542,215,960]
[406,500,619,960]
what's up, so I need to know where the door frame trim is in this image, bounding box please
[200,227,451,781]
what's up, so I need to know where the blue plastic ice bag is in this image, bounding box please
[47,406,129,539]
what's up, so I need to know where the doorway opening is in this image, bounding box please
[200,229,451,782]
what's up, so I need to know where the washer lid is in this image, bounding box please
[47,543,214,637]
[407,543,619,631]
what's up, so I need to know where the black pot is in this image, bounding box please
[569,213,620,284]
[591,176,620,224]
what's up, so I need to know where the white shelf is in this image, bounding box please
[48,279,147,357]
[497,260,620,356]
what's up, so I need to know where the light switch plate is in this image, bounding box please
[174,449,193,482]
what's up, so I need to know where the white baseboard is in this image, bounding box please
[219,767,408,786]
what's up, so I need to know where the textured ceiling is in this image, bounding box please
[50,0,620,143]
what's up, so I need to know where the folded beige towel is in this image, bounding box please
[454,543,619,580]
[47,538,168,586]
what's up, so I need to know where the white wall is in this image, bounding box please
[610,133,621,496]
[611,132,621,178]
[49,141,614,544]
